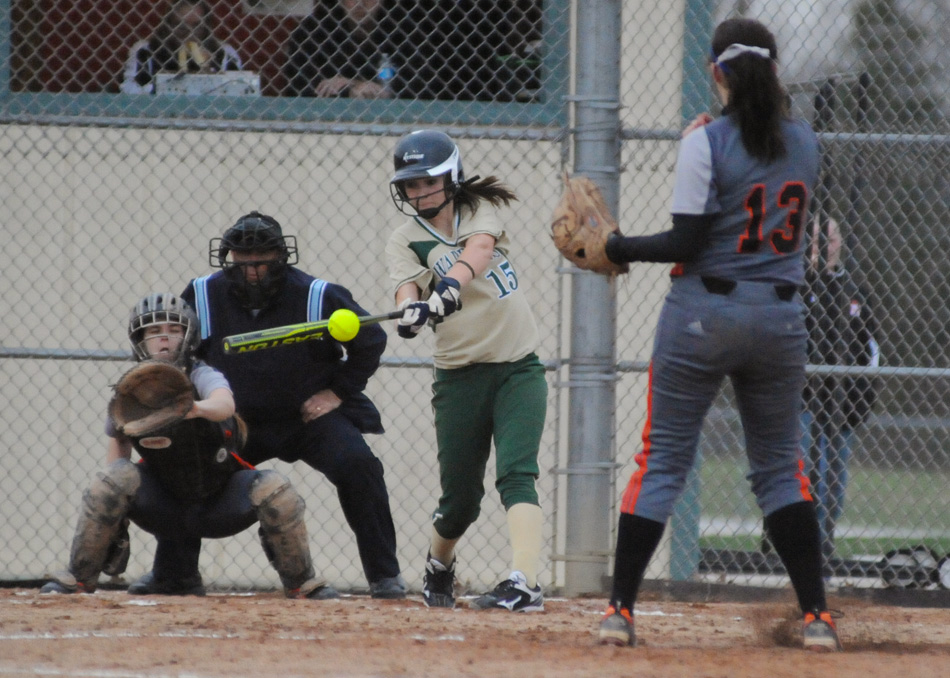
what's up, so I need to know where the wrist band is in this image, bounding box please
[456,259,476,279]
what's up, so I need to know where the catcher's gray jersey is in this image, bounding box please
[672,116,819,285]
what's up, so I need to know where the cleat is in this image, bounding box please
[422,553,456,608]
[303,585,341,600]
[127,571,206,597]
[599,605,635,647]
[370,575,407,599]
[802,610,842,652]
[471,571,543,612]
[40,572,93,595]
[287,577,340,600]
[40,581,75,594]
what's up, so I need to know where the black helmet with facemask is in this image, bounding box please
[390,130,464,219]
[208,211,298,309]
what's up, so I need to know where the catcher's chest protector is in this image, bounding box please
[131,416,245,501]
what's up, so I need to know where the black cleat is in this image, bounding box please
[422,554,456,609]
[127,571,206,596]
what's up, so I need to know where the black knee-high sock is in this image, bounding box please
[763,501,826,614]
[610,513,666,611]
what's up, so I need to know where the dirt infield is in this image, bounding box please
[2,587,950,678]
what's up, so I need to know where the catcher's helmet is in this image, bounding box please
[128,292,200,370]
[390,130,464,218]
[209,211,298,309]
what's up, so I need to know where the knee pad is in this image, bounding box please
[86,459,141,525]
[67,460,140,585]
[249,470,305,531]
[249,470,314,590]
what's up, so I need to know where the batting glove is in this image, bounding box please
[427,276,462,318]
[397,299,430,339]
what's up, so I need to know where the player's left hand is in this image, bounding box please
[397,299,430,339]
[427,276,462,318]
[301,389,342,423]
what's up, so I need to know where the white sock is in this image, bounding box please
[507,503,543,588]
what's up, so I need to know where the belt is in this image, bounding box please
[700,276,796,302]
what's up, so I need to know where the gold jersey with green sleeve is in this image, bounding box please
[385,205,540,369]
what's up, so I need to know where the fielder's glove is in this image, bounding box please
[551,173,629,276]
[108,360,194,437]
[427,276,462,318]
[397,298,430,339]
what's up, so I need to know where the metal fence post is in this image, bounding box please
[562,0,622,596]
[668,0,715,581]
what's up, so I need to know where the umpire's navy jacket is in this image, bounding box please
[182,267,385,433]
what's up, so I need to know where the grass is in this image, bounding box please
[694,452,950,559]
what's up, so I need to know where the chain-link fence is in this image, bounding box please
[3,0,950,596]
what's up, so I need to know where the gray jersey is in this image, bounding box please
[671,115,819,285]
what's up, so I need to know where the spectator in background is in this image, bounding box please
[396,0,539,102]
[120,0,243,95]
[283,0,402,99]
[801,217,879,560]
[283,0,543,102]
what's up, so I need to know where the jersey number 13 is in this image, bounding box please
[738,182,807,255]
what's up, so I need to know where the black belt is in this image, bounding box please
[701,276,796,302]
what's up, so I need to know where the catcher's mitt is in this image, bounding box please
[551,173,629,275]
[108,360,194,437]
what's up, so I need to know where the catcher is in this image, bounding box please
[41,292,338,599]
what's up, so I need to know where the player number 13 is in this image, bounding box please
[738,182,807,255]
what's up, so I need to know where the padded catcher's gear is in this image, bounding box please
[109,360,194,437]
[551,173,629,276]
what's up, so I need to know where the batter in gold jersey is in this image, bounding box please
[385,130,547,612]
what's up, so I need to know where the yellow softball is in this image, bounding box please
[327,308,360,342]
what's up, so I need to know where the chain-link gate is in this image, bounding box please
[3,0,950,597]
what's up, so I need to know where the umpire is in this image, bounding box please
[131,211,405,598]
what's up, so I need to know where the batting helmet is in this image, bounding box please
[128,292,200,371]
[390,130,464,218]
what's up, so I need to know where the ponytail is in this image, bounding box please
[454,176,518,214]
[711,19,788,162]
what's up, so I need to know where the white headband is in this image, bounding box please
[715,43,772,65]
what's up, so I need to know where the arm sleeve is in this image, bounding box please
[321,285,385,400]
[605,213,714,264]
